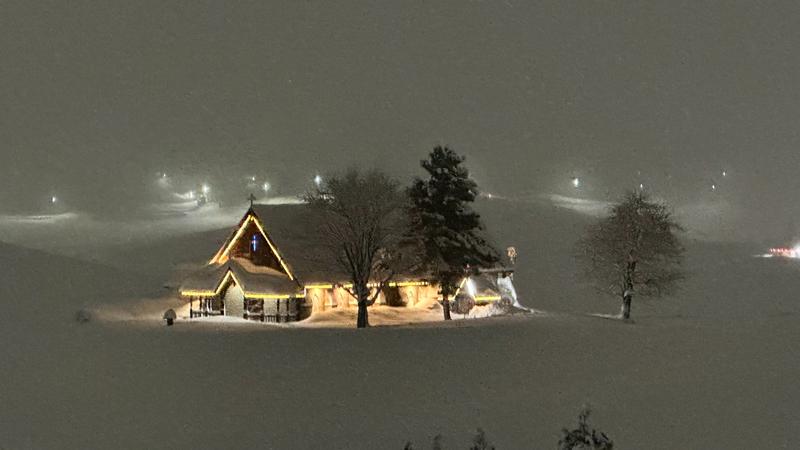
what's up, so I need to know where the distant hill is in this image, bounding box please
[0,241,150,330]
[477,196,800,319]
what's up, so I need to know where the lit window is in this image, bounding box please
[251,234,258,252]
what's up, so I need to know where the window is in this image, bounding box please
[251,234,258,252]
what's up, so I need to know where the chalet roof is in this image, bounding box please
[179,257,302,297]
[181,202,511,297]
[249,204,352,283]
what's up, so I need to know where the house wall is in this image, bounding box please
[306,288,331,314]
[411,285,441,308]
[304,283,442,313]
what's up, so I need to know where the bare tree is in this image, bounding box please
[306,169,406,328]
[576,191,684,320]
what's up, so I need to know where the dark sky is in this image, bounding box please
[3,1,800,232]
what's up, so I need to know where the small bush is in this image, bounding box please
[469,428,495,450]
[558,406,613,450]
[403,429,494,449]
[452,294,476,316]
[432,434,443,450]
[75,309,91,323]
[486,297,514,316]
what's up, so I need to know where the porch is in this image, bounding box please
[187,296,307,323]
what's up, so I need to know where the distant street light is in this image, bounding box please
[314,175,323,187]
[572,177,580,188]
[51,196,58,204]
[262,182,271,193]
[202,184,210,195]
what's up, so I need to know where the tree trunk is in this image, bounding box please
[442,293,452,321]
[622,259,636,320]
[621,293,632,320]
[357,299,369,328]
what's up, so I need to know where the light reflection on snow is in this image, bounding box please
[545,194,611,216]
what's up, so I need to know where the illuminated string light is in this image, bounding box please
[180,269,299,299]
[210,214,296,280]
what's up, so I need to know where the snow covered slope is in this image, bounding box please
[0,196,798,449]
[478,196,800,319]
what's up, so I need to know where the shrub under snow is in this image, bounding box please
[75,309,91,323]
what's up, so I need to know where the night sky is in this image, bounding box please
[3,1,800,237]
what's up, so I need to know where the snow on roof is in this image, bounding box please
[182,203,507,297]
[180,257,301,297]
[248,204,352,283]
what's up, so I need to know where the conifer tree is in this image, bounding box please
[408,146,498,320]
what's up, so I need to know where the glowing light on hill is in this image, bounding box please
[314,175,323,187]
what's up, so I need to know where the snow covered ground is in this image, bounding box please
[0,196,798,449]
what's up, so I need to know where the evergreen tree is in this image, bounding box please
[558,406,614,450]
[408,146,498,320]
[469,428,496,450]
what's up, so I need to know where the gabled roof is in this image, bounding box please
[248,204,351,282]
[206,204,350,283]
[182,204,353,296]
[182,203,509,298]
[209,208,296,280]
[180,257,302,298]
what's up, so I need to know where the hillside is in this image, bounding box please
[0,198,798,449]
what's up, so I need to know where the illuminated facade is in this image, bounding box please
[180,204,510,322]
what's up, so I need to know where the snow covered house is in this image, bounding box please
[179,204,513,322]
